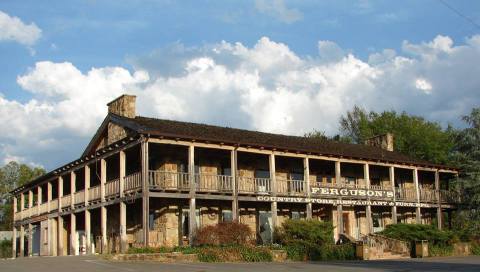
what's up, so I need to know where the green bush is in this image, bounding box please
[196,245,272,262]
[127,246,172,254]
[0,239,12,259]
[471,241,480,255]
[310,244,356,261]
[428,243,454,257]
[379,223,456,246]
[194,222,252,246]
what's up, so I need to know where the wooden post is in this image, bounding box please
[84,165,90,206]
[12,198,17,258]
[231,149,239,222]
[57,216,63,256]
[305,157,312,219]
[413,168,421,224]
[19,224,24,257]
[28,223,32,256]
[85,210,91,254]
[100,159,106,202]
[188,145,196,245]
[101,206,107,253]
[37,186,42,216]
[335,161,343,239]
[47,181,52,213]
[119,150,127,252]
[364,163,373,234]
[71,171,76,209]
[390,166,397,224]
[58,176,63,213]
[269,153,277,233]
[70,213,76,255]
[141,140,149,247]
[435,170,442,230]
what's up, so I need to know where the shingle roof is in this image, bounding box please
[127,115,453,169]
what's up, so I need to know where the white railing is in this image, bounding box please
[125,172,142,192]
[74,190,85,205]
[61,195,71,208]
[105,178,120,197]
[277,178,306,195]
[237,176,271,194]
[38,203,48,214]
[88,185,101,202]
[149,171,190,190]
[195,174,233,192]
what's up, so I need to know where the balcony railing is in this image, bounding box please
[277,178,306,196]
[195,174,233,193]
[105,179,120,198]
[74,190,85,205]
[88,185,101,202]
[39,202,48,215]
[149,171,190,191]
[419,188,437,203]
[395,187,417,202]
[125,172,142,192]
[440,189,461,204]
[50,199,58,211]
[238,176,271,194]
[61,195,71,208]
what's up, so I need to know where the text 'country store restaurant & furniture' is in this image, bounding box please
[10,94,459,257]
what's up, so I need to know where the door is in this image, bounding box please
[342,213,350,237]
[258,211,272,244]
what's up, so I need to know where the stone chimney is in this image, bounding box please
[365,133,394,151]
[107,94,136,118]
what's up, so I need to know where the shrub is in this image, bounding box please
[0,239,12,259]
[471,241,480,255]
[127,246,171,254]
[379,223,456,246]
[196,245,272,262]
[194,222,252,246]
[428,243,454,257]
[310,244,356,261]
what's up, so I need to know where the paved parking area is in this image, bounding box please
[1,255,480,272]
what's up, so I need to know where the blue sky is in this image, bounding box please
[0,0,480,169]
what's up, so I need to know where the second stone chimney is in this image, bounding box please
[365,133,394,152]
[107,94,136,118]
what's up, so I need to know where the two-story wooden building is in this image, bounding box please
[10,94,459,257]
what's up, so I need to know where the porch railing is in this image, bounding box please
[276,178,306,195]
[124,172,142,192]
[440,189,461,204]
[74,190,85,205]
[149,171,190,190]
[50,199,58,211]
[88,185,101,202]
[105,178,120,197]
[237,176,271,194]
[419,188,437,203]
[39,202,48,214]
[395,187,417,201]
[60,195,71,208]
[195,174,233,192]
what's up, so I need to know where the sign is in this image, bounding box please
[311,186,394,199]
[256,196,438,208]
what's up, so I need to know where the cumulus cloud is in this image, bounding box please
[0,10,42,46]
[254,0,303,24]
[1,35,480,169]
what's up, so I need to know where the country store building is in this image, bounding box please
[10,95,460,257]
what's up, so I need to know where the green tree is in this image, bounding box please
[338,106,455,164]
[0,161,45,230]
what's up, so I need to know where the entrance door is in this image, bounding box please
[258,211,272,244]
[342,213,350,237]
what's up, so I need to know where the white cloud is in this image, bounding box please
[2,35,480,169]
[0,10,42,46]
[254,0,303,24]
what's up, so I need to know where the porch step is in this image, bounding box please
[373,251,410,260]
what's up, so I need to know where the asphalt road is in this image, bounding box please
[1,255,480,272]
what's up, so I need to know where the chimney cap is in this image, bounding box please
[107,94,137,106]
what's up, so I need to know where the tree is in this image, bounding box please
[0,161,45,230]
[338,106,455,164]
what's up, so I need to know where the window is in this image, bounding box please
[222,210,233,222]
[255,170,270,179]
[345,177,356,186]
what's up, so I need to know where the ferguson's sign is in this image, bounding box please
[311,186,394,199]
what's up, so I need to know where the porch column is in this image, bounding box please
[188,145,196,245]
[20,193,25,220]
[37,186,42,215]
[47,181,52,213]
[12,197,17,258]
[58,176,63,213]
[19,225,24,257]
[28,189,33,213]
[435,170,442,230]
[231,149,239,222]
[101,206,107,253]
[389,166,397,224]
[364,163,373,234]
[304,157,312,219]
[85,210,91,254]
[119,150,127,253]
[28,223,33,256]
[12,226,17,258]
[413,168,421,224]
[141,140,149,247]
[70,213,76,255]
[335,161,343,239]
[100,159,106,202]
[269,153,277,232]
[57,176,63,255]
[84,165,90,206]
[70,171,76,210]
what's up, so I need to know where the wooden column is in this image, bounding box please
[47,181,52,213]
[101,206,107,253]
[85,210,91,254]
[335,161,343,239]
[119,150,127,253]
[84,165,90,206]
[231,149,239,222]
[141,140,149,247]
[28,190,33,210]
[390,166,397,224]
[269,153,277,233]
[57,176,63,256]
[304,157,312,219]
[28,223,33,256]
[70,171,76,210]
[58,176,63,213]
[20,193,25,213]
[12,226,17,258]
[100,159,106,202]
[413,168,421,224]
[70,213,76,255]
[188,145,196,245]
[37,186,42,215]
[19,225,24,257]
[364,163,373,234]
[435,170,442,230]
